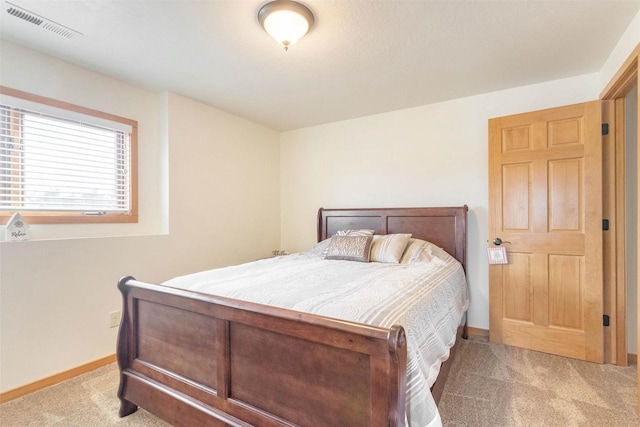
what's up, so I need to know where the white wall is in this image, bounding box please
[280,73,601,330]
[600,9,640,92]
[164,91,282,275]
[0,43,281,392]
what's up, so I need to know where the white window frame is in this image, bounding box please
[0,86,138,225]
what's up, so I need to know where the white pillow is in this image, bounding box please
[369,234,412,264]
[400,238,449,265]
[308,238,332,257]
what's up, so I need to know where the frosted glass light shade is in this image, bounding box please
[263,10,309,49]
[258,0,315,51]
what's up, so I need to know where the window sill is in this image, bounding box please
[0,229,168,244]
[0,212,138,225]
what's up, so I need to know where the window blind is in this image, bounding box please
[0,104,131,213]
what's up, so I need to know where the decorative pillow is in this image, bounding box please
[335,229,375,237]
[400,238,448,265]
[325,230,374,256]
[308,238,332,257]
[400,238,427,264]
[369,234,412,263]
[325,235,373,262]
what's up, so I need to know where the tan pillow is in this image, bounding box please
[400,238,427,264]
[325,235,373,262]
[400,238,448,265]
[324,230,375,256]
[370,234,412,263]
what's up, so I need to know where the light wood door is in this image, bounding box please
[488,101,604,363]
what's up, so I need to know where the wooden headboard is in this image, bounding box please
[318,206,468,270]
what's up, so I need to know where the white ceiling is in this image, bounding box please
[1,0,638,131]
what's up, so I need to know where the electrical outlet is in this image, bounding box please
[109,310,121,328]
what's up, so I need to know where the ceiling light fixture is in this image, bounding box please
[258,0,315,51]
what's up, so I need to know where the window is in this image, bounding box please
[0,86,137,224]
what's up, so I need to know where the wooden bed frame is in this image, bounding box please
[117,206,468,426]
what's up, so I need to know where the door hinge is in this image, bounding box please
[603,314,610,327]
[602,219,610,231]
[602,123,609,136]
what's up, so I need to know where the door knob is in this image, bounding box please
[492,238,511,246]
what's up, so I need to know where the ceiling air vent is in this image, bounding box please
[5,2,81,39]
[7,5,42,25]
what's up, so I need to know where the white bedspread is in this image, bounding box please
[163,244,468,427]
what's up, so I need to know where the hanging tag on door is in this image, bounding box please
[487,247,508,265]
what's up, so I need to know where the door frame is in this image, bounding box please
[600,42,639,403]
[601,99,621,365]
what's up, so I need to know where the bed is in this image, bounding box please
[116,206,468,427]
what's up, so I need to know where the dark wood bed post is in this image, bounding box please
[387,325,407,426]
[116,275,138,418]
[317,207,324,243]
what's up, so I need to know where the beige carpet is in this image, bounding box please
[0,364,169,427]
[439,338,638,426]
[1,338,637,426]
